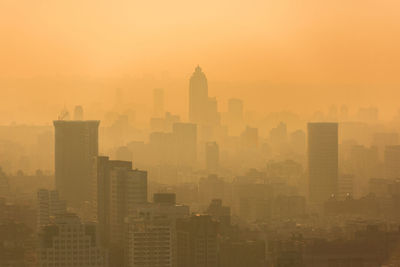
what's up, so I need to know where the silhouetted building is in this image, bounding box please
[92,156,132,247]
[176,215,219,267]
[189,66,209,125]
[37,213,108,267]
[199,175,226,207]
[93,157,147,267]
[126,216,174,267]
[0,222,35,266]
[135,193,189,222]
[37,189,66,229]
[308,122,338,205]
[53,120,100,208]
[207,199,230,227]
[205,142,219,172]
[125,193,190,266]
[153,193,176,205]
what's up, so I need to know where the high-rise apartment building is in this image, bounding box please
[125,193,189,267]
[92,156,132,247]
[93,156,147,246]
[37,213,108,267]
[54,120,100,208]
[308,122,338,204]
[126,216,174,267]
[37,189,67,229]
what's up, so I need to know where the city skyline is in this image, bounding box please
[2,1,400,266]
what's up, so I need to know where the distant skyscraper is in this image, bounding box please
[153,88,165,117]
[73,105,84,120]
[53,120,100,208]
[205,142,219,172]
[308,122,338,204]
[189,66,208,125]
[173,122,197,166]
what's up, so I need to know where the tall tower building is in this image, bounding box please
[189,66,208,124]
[308,122,338,204]
[53,120,100,208]
[92,156,132,247]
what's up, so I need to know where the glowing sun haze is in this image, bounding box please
[1,0,400,123]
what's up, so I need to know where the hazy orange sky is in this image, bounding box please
[1,0,400,123]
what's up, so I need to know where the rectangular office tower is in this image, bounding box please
[308,122,338,204]
[54,120,100,208]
